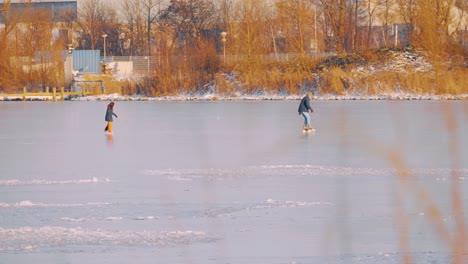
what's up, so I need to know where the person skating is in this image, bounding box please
[298,92,315,131]
[104,102,118,133]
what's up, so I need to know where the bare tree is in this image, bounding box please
[413,0,454,57]
[375,0,398,48]
[144,0,162,56]
[320,0,348,53]
[78,0,104,50]
[160,0,217,45]
[20,9,66,89]
[0,0,33,91]
[454,0,468,48]
[232,0,272,56]
[217,0,235,55]
[150,0,220,93]
[219,0,235,33]
[78,0,119,56]
[396,0,417,34]
[230,0,273,90]
[102,3,122,56]
[58,9,79,48]
[0,1,74,90]
[352,0,359,50]
[364,0,383,49]
[275,0,314,56]
[121,0,146,55]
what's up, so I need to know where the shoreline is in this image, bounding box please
[1,92,468,102]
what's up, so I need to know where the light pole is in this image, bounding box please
[119,32,125,55]
[67,43,74,54]
[102,34,108,61]
[145,56,150,75]
[66,43,74,89]
[221,32,227,63]
[313,2,317,56]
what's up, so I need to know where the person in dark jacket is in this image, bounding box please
[298,92,314,131]
[104,102,118,132]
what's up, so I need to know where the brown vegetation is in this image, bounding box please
[1,0,468,96]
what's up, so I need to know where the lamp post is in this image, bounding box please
[145,56,150,75]
[119,32,125,55]
[220,31,227,63]
[67,43,74,54]
[102,34,108,61]
[314,3,317,53]
[66,43,74,89]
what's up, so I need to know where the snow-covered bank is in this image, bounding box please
[70,92,468,101]
[2,50,467,102]
[2,92,467,101]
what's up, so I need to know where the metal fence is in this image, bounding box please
[110,56,153,74]
[73,50,100,74]
[103,52,335,75]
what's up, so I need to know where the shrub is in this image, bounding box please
[319,67,348,95]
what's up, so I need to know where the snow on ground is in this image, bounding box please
[352,50,433,75]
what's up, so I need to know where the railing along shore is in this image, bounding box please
[2,87,90,101]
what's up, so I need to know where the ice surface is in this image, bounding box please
[0,101,467,263]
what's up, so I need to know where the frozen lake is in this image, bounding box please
[0,100,467,264]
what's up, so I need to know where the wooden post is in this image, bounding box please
[60,87,64,100]
[23,87,26,101]
[52,87,56,101]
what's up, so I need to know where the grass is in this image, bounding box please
[214,49,468,97]
[5,49,467,98]
[83,74,123,95]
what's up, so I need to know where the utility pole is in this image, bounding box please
[221,32,227,63]
[394,25,398,48]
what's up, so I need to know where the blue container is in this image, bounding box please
[72,50,100,74]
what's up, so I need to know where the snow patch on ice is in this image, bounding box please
[60,216,158,223]
[201,199,331,218]
[133,216,158,221]
[143,165,468,180]
[60,217,98,222]
[105,216,123,221]
[0,177,111,186]
[263,198,331,208]
[0,201,111,208]
[0,226,216,251]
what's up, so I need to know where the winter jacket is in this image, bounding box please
[298,96,313,113]
[105,107,117,122]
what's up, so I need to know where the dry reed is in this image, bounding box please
[361,103,468,264]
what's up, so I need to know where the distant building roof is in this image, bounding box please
[0,0,75,3]
[0,0,77,23]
